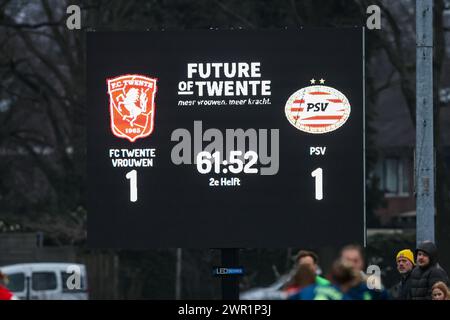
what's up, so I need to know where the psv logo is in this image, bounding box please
[107,74,158,142]
[285,80,351,134]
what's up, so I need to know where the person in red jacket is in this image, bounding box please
[0,272,17,300]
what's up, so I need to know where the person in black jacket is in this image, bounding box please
[390,249,415,299]
[409,241,450,300]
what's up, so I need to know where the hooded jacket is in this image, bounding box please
[409,242,449,300]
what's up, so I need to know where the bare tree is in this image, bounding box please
[0,0,86,244]
[357,0,450,266]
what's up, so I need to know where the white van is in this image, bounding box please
[0,263,88,300]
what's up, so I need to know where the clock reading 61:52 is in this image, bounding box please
[196,151,258,174]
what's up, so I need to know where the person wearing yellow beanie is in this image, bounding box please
[396,249,415,266]
[389,249,415,299]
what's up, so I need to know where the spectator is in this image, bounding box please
[431,281,450,300]
[410,241,450,300]
[0,272,17,300]
[285,263,317,297]
[390,249,415,300]
[295,250,330,286]
[340,244,388,300]
[340,244,365,274]
[290,259,349,300]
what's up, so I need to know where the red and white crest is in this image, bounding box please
[107,74,158,142]
[285,83,351,134]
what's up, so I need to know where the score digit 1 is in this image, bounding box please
[311,168,323,201]
[126,170,138,202]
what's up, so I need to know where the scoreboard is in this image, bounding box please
[87,29,365,248]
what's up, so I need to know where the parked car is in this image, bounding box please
[0,263,88,300]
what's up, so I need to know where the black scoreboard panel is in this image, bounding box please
[87,29,364,248]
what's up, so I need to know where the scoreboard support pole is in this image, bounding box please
[221,248,240,300]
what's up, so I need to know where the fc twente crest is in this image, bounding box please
[107,74,158,142]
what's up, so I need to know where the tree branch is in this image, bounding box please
[371,69,397,97]
[40,0,77,75]
[0,21,63,29]
[290,0,303,25]
[3,13,73,97]
[213,0,255,28]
